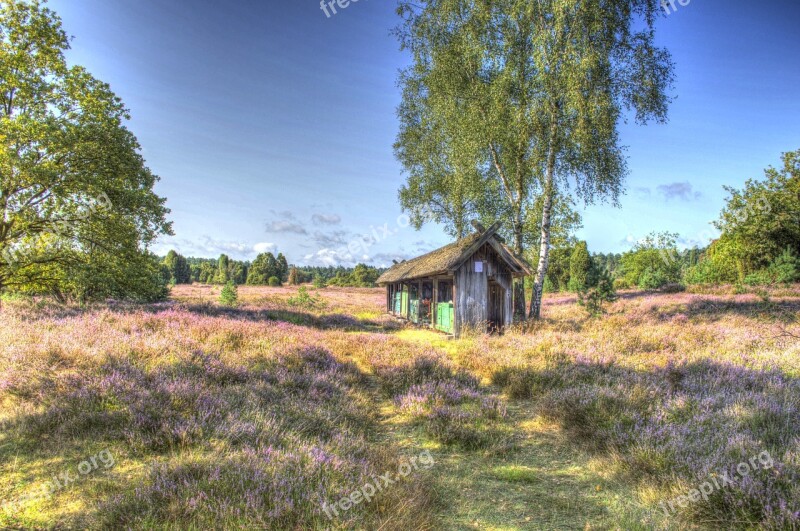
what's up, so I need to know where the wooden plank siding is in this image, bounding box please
[453,243,513,336]
[378,224,529,337]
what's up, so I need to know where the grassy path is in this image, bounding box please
[381,403,657,530]
[360,330,665,531]
[434,404,660,530]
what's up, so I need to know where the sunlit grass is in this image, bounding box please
[1,285,799,528]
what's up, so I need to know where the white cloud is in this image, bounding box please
[253,242,277,253]
[619,234,639,248]
[269,209,297,220]
[312,229,350,247]
[303,247,355,267]
[312,213,342,226]
[265,220,307,234]
[657,182,702,201]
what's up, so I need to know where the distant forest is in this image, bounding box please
[158,244,707,293]
[160,250,386,288]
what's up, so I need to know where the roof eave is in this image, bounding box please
[377,269,450,285]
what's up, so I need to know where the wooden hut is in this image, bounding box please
[376,222,530,337]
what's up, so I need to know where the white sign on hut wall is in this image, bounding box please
[474,261,483,273]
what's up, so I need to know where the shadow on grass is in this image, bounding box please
[648,297,800,323]
[2,297,401,334]
[490,359,800,529]
[0,347,438,529]
[182,303,408,334]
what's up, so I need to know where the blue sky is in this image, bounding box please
[49,0,800,266]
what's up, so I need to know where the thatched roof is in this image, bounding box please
[376,223,530,285]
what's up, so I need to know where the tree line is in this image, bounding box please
[161,251,385,288]
[161,252,289,286]
[545,149,800,294]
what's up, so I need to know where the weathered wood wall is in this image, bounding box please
[453,243,513,335]
[385,241,515,336]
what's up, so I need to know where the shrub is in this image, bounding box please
[312,275,327,289]
[376,356,477,397]
[614,278,632,290]
[287,286,324,310]
[711,149,800,279]
[660,282,686,293]
[620,232,682,288]
[638,266,668,290]
[685,258,729,285]
[545,245,574,292]
[219,281,238,306]
[538,385,639,449]
[287,267,300,285]
[743,270,771,286]
[578,269,618,316]
[684,241,741,285]
[744,247,800,286]
[268,276,282,287]
[568,241,596,292]
[765,249,794,278]
[381,357,508,450]
[542,275,557,294]
[491,367,563,399]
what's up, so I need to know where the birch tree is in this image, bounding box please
[394,0,674,319]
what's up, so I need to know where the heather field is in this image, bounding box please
[1,285,800,530]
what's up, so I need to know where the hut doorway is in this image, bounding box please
[487,280,505,333]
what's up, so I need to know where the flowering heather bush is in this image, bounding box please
[379,357,510,450]
[0,301,434,529]
[491,366,564,399]
[374,355,479,397]
[483,293,800,529]
[531,359,800,527]
[2,287,799,529]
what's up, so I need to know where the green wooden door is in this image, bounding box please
[436,302,454,333]
[394,291,402,314]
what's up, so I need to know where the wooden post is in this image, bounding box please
[452,281,458,337]
[417,280,422,323]
[405,283,411,318]
[432,278,438,328]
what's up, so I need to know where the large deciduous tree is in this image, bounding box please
[0,0,171,300]
[246,252,279,285]
[163,250,191,285]
[395,0,674,319]
[706,148,800,281]
[276,252,289,282]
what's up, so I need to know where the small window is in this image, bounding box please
[474,261,483,273]
[438,281,453,303]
